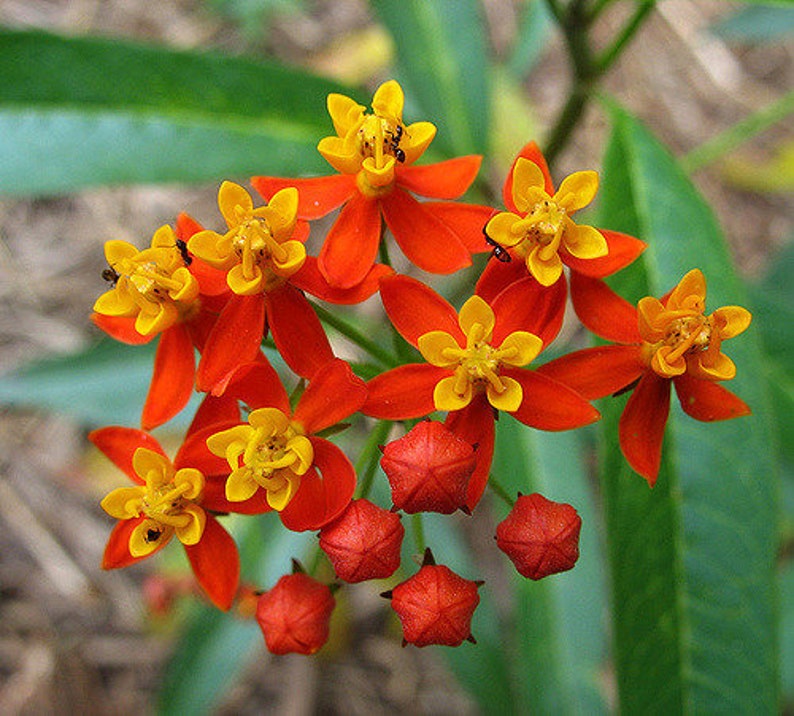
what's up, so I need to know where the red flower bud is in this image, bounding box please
[380,420,476,514]
[255,573,335,655]
[385,549,481,647]
[495,493,581,580]
[319,499,405,583]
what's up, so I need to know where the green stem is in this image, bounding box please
[412,513,426,553]
[488,475,516,508]
[313,303,398,368]
[354,419,393,499]
[680,89,794,174]
[595,1,656,73]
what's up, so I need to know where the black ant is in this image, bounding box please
[101,266,120,285]
[482,225,511,263]
[175,238,192,266]
[389,124,406,163]
[145,528,162,543]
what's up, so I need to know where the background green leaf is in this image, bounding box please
[369,0,490,157]
[0,30,352,195]
[595,102,779,712]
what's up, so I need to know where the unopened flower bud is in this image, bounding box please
[380,420,476,514]
[495,493,581,580]
[319,499,404,583]
[384,549,481,647]
[255,573,335,655]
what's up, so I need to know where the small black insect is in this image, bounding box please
[102,266,120,285]
[145,528,162,543]
[482,225,511,263]
[175,238,192,266]
[389,124,406,163]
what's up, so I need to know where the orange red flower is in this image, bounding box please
[538,270,752,484]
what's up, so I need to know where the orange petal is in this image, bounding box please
[503,142,554,212]
[318,192,382,289]
[422,202,495,253]
[475,258,530,303]
[505,368,601,431]
[618,371,671,486]
[89,426,166,484]
[174,421,239,475]
[223,357,290,414]
[184,516,240,611]
[363,364,447,420]
[570,273,641,344]
[381,190,472,275]
[396,155,482,199]
[176,211,204,241]
[141,325,195,431]
[673,372,751,422]
[91,313,155,345]
[102,517,155,569]
[279,438,357,531]
[445,394,495,511]
[537,345,646,399]
[490,275,566,349]
[196,294,265,395]
[251,174,357,220]
[292,256,392,305]
[379,274,462,347]
[266,284,334,380]
[563,229,646,278]
[186,394,241,436]
[293,359,368,435]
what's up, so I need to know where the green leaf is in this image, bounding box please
[369,0,490,156]
[0,29,351,195]
[710,5,794,42]
[596,102,779,712]
[506,0,555,79]
[492,420,608,715]
[0,337,190,428]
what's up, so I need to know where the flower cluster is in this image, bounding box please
[90,79,751,653]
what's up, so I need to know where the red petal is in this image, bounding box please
[292,256,393,305]
[266,284,334,380]
[251,174,357,220]
[174,421,239,475]
[381,189,472,275]
[184,515,240,610]
[279,438,357,531]
[89,427,166,484]
[673,373,751,422]
[187,394,240,436]
[396,155,482,199]
[619,372,671,486]
[223,357,290,414]
[363,364,446,420]
[422,202,495,253]
[563,229,646,278]
[504,368,601,431]
[190,257,231,296]
[102,517,155,569]
[503,141,554,212]
[141,325,195,431]
[90,314,154,345]
[176,212,203,240]
[196,294,265,395]
[570,273,641,344]
[318,193,382,289]
[293,359,368,435]
[537,345,646,399]
[185,306,221,352]
[491,275,567,348]
[445,395,496,510]
[475,257,532,303]
[379,274,462,347]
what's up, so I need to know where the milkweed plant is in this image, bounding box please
[3,0,786,712]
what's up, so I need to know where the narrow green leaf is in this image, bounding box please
[596,102,779,713]
[493,419,608,715]
[369,0,490,156]
[506,0,555,79]
[710,4,794,41]
[0,30,352,195]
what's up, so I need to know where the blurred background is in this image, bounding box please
[0,0,790,713]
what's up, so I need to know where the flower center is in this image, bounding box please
[117,253,192,316]
[512,200,566,259]
[356,115,405,169]
[441,322,517,398]
[231,208,296,288]
[661,314,712,360]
